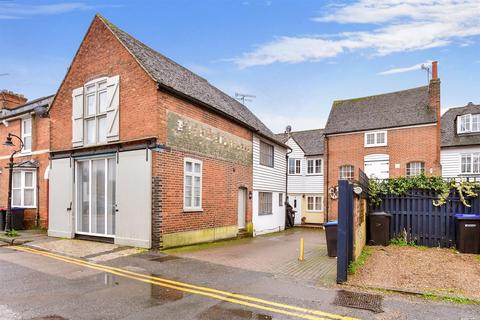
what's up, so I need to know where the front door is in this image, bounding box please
[76,157,116,237]
[237,188,247,229]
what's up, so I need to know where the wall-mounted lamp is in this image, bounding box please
[248,191,252,200]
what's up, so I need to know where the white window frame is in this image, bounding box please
[279,193,284,207]
[364,131,387,147]
[12,170,36,208]
[306,195,323,212]
[258,192,273,215]
[406,161,425,177]
[84,77,108,146]
[288,158,301,175]
[259,140,274,168]
[184,158,203,211]
[460,153,480,174]
[307,158,323,175]
[339,165,354,180]
[21,117,32,154]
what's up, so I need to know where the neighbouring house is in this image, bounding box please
[276,128,325,224]
[441,102,480,179]
[324,61,442,219]
[47,14,286,249]
[252,134,287,236]
[0,90,53,228]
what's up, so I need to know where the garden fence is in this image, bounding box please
[376,189,480,247]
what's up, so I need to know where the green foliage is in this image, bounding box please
[5,229,18,237]
[368,174,480,208]
[422,292,480,305]
[348,247,371,275]
[390,237,417,247]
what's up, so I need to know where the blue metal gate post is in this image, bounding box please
[337,179,353,284]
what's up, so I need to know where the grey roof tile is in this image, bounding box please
[276,129,324,156]
[98,15,283,145]
[441,103,480,147]
[324,86,436,135]
[0,95,54,120]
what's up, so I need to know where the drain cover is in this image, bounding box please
[333,290,383,313]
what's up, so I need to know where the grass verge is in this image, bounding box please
[422,292,480,305]
[348,246,372,275]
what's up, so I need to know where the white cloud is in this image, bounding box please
[379,60,433,75]
[233,0,480,68]
[0,2,95,19]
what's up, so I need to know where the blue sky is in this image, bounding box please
[1,0,479,132]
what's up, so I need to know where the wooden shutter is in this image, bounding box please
[72,87,84,147]
[106,75,120,142]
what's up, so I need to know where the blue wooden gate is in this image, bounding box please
[377,189,480,247]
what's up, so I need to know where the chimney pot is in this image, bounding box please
[431,61,438,80]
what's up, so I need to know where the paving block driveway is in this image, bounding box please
[167,228,337,286]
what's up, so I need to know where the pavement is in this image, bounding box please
[169,228,336,286]
[0,229,479,319]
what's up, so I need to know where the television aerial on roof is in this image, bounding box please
[235,92,256,105]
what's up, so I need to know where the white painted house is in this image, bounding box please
[277,129,325,224]
[441,103,480,179]
[252,134,288,236]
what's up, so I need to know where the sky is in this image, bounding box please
[1,0,479,133]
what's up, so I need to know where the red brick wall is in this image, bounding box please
[153,90,253,247]
[50,16,160,152]
[0,116,50,228]
[49,16,254,247]
[326,125,441,219]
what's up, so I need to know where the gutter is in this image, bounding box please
[285,147,292,226]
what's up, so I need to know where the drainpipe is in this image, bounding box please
[285,148,292,224]
[35,166,40,228]
[324,136,329,222]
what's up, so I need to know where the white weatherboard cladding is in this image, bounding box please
[252,190,285,236]
[252,135,286,192]
[285,138,324,194]
[115,149,152,248]
[252,134,287,235]
[48,158,74,238]
[441,146,480,178]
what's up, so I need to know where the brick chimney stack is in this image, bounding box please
[428,61,441,174]
[0,90,27,109]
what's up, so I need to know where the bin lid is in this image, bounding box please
[368,211,392,217]
[453,213,480,220]
[324,220,338,227]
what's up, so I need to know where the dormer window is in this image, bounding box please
[364,131,387,147]
[458,114,480,134]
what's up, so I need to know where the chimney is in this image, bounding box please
[431,61,438,80]
[428,61,441,174]
[0,90,27,109]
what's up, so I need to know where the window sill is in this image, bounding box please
[364,145,387,148]
[11,206,37,209]
[183,208,203,213]
[306,210,324,213]
[260,164,274,168]
[20,151,32,155]
[306,173,323,176]
[258,212,273,216]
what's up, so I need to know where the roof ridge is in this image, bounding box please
[333,85,429,105]
[291,128,324,134]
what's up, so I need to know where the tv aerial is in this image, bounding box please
[235,92,256,105]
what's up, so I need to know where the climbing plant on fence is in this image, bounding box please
[368,174,480,208]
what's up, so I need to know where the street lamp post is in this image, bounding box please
[3,133,23,232]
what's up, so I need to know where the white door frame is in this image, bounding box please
[75,156,116,238]
[237,188,247,229]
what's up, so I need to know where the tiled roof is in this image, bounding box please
[276,129,324,156]
[0,95,54,120]
[98,15,283,145]
[441,103,480,147]
[324,86,436,135]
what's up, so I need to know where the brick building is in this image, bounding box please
[0,91,53,228]
[324,62,441,220]
[47,15,285,248]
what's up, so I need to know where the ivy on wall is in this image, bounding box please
[368,174,480,208]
